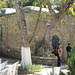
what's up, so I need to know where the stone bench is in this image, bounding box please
[32,56,57,66]
[0,58,19,75]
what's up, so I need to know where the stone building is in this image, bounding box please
[0,6,75,61]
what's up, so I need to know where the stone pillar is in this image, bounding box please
[21,47,32,68]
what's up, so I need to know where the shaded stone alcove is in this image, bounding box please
[52,35,60,51]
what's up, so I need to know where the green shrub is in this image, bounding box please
[27,64,32,71]
[67,45,75,75]
[32,64,37,71]
[37,65,42,71]
[18,66,25,71]
[18,64,42,72]
[60,71,66,75]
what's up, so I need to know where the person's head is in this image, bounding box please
[68,43,70,46]
[58,43,61,47]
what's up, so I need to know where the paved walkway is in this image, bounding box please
[35,64,69,75]
[0,57,67,68]
[0,57,69,75]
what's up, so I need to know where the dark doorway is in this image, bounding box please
[52,35,60,51]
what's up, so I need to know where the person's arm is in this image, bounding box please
[58,49,62,57]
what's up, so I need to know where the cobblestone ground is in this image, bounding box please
[0,57,68,75]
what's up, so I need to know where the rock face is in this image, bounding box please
[0,6,75,61]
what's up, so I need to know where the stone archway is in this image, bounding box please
[50,30,63,49]
[52,35,60,51]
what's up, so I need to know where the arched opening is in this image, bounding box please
[52,35,60,51]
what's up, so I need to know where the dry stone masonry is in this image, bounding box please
[0,6,75,61]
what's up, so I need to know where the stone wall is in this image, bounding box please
[0,9,75,61]
[0,14,21,58]
[32,56,57,66]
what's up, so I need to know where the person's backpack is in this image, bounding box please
[56,47,58,54]
[55,47,58,56]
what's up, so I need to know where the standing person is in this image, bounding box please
[56,43,62,67]
[66,43,71,58]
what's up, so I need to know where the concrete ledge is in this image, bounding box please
[32,56,57,66]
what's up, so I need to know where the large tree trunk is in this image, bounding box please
[34,0,74,55]
[14,1,32,68]
[21,47,32,68]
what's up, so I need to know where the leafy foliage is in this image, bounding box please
[18,66,25,71]
[21,0,35,7]
[27,64,32,71]
[68,2,75,19]
[67,45,75,75]
[18,64,42,71]
[50,0,67,5]
[61,20,66,24]
[6,0,14,8]
[0,0,7,9]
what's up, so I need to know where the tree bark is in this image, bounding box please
[14,1,32,68]
[35,0,74,55]
[47,0,74,34]
[29,5,42,43]
[15,2,29,47]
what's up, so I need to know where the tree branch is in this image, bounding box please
[29,2,42,43]
[49,0,74,36]
[15,1,29,47]
[29,7,42,43]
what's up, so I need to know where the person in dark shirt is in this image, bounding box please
[66,43,71,58]
[56,43,62,67]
